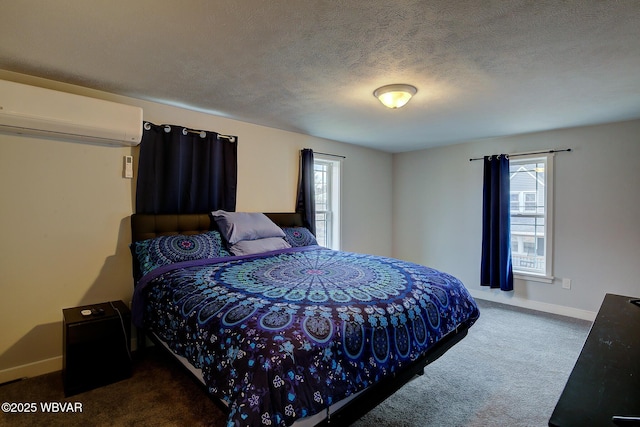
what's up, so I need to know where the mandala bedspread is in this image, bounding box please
[133,246,479,427]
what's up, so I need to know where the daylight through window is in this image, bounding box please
[314,156,341,249]
[509,154,553,279]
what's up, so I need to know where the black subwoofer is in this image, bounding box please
[62,300,131,396]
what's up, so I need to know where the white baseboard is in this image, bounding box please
[0,356,62,385]
[469,289,597,321]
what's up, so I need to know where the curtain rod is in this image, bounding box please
[314,151,346,159]
[143,122,237,142]
[182,128,236,142]
[469,148,572,162]
[182,127,237,142]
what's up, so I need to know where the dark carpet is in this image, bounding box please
[0,299,590,426]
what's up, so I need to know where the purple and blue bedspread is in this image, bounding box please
[132,246,479,427]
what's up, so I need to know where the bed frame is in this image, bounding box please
[130,212,470,426]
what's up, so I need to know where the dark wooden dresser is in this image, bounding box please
[549,293,640,426]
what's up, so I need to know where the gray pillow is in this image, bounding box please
[229,237,291,256]
[212,210,285,245]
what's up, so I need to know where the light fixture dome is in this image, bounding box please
[373,84,417,109]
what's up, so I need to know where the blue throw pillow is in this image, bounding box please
[282,227,318,247]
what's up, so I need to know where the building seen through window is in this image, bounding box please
[510,154,553,278]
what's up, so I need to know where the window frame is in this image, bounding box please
[509,153,554,283]
[313,155,341,250]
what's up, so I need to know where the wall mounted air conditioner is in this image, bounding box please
[0,79,143,146]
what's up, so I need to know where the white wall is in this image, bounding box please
[393,120,640,320]
[0,71,393,382]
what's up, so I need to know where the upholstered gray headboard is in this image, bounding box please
[130,212,305,242]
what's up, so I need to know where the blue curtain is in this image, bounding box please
[481,154,513,291]
[135,122,237,214]
[296,148,316,235]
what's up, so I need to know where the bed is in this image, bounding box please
[130,212,479,427]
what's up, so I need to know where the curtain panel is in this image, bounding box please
[296,148,316,235]
[480,154,514,291]
[136,123,237,214]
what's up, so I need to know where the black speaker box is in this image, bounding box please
[62,301,131,396]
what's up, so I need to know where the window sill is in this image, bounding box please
[514,273,554,284]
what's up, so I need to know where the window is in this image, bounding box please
[509,154,554,280]
[314,156,341,249]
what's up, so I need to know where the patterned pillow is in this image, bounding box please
[133,231,230,277]
[282,227,318,247]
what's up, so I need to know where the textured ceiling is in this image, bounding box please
[1,1,639,152]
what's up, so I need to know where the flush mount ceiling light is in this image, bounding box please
[373,84,417,109]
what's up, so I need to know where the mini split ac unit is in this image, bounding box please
[0,79,143,146]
